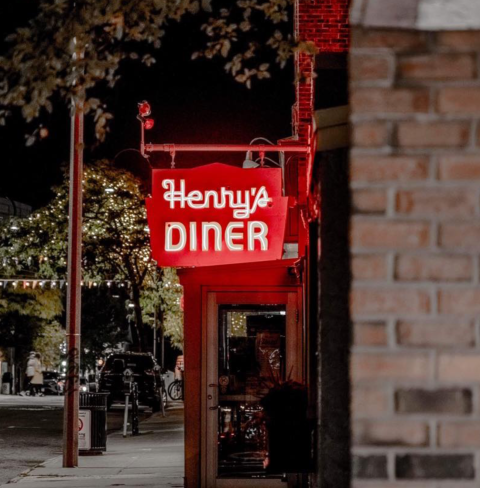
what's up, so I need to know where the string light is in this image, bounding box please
[0,278,132,289]
[229,312,247,337]
[0,163,182,346]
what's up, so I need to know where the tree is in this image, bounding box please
[81,287,130,370]
[141,267,183,351]
[0,160,183,351]
[0,286,63,370]
[34,321,65,370]
[193,0,299,88]
[0,0,297,142]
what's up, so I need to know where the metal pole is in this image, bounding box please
[144,143,310,154]
[62,98,83,468]
[123,393,130,438]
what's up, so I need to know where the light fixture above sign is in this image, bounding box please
[146,163,289,267]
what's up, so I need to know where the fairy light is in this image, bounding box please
[0,278,132,289]
[0,164,182,346]
[229,312,247,337]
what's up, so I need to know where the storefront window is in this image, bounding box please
[217,305,286,478]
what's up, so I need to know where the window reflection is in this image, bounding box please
[217,305,286,478]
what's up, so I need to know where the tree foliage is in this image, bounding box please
[0,287,63,369]
[141,267,183,350]
[0,160,183,351]
[193,0,297,88]
[33,320,65,370]
[0,0,200,141]
[0,0,297,141]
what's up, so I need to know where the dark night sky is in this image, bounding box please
[0,3,294,209]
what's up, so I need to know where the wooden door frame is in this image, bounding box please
[200,286,303,488]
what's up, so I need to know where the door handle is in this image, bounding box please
[209,405,219,410]
[209,384,218,388]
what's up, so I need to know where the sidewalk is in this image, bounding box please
[1,404,184,488]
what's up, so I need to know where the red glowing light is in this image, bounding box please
[138,101,151,117]
[144,118,155,130]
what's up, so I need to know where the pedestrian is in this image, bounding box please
[30,353,44,397]
[20,352,36,396]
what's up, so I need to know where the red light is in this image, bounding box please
[138,101,151,117]
[144,118,155,130]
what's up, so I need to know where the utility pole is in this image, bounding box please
[63,5,84,466]
[62,98,83,467]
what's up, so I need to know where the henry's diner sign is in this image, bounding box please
[146,163,288,267]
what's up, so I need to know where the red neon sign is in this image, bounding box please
[146,163,288,267]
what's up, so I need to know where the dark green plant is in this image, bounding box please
[0,161,183,351]
[0,286,63,369]
[0,0,298,144]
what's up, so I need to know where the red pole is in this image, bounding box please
[144,143,310,153]
[62,98,83,467]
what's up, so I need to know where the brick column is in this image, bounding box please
[296,0,349,132]
[295,0,350,201]
[350,28,480,485]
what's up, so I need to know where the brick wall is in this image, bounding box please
[295,0,350,141]
[295,0,350,217]
[350,29,480,485]
[297,0,350,53]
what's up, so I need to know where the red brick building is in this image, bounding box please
[302,0,480,486]
[178,0,480,485]
[348,1,480,485]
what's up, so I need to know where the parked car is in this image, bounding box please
[98,352,166,411]
[43,371,63,395]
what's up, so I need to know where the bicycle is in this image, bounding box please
[168,379,184,401]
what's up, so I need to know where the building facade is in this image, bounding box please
[0,197,31,221]
[350,0,480,485]
[165,0,480,485]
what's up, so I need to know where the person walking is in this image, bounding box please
[30,353,44,397]
[20,352,36,396]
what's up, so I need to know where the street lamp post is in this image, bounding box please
[62,95,84,468]
[62,8,84,464]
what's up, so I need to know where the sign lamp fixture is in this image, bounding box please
[137,101,155,144]
[138,100,151,117]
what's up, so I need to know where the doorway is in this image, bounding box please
[202,290,302,488]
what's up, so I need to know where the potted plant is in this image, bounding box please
[260,378,311,474]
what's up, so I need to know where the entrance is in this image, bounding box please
[203,290,303,488]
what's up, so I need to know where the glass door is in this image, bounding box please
[204,291,302,488]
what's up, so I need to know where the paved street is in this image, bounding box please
[0,394,156,485]
[0,397,184,488]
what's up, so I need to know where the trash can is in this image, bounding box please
[79,392,108,454]
[1,372,12,395]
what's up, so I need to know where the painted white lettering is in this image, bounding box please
[226,222,244,251]
[247,221,268,251]
[189,222,197,251]
[161,179,272,219]
[202,222,222,251]
[165,223,187,252]
[165,221,271,253]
